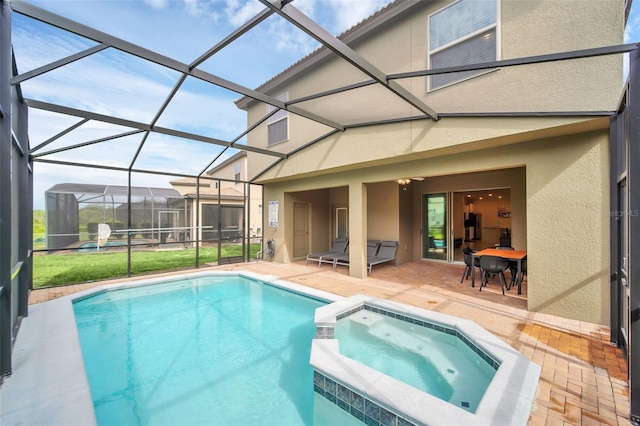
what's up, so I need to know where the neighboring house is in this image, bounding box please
[170,151,263,245]
[236,0,626,328]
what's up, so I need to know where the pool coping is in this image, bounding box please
[0,270,342,426]
[310,295,541,426]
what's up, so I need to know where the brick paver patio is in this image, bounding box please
[28,260,630,425]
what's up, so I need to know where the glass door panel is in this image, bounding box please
[422,193,447,260]
[335,207,348,239]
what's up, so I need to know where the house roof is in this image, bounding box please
[179,186,245,200]
[170,177,240,188]
[205,151,246,175]
[45,183,182,198]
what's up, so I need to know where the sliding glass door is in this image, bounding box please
[422,193,448,260]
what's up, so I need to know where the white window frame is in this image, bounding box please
[234,162,241,182]
[427,0,500,92]
[266,93,289,146]
[335,206,348,239]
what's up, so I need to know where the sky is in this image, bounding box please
[9,0,640,209]
[11,0,393,209]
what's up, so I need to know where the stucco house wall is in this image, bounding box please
[240,0,622,325]
[242,0,622,179]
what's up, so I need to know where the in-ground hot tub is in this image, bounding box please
[311,295,541,426]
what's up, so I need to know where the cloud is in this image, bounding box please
[624,11,640,43]
[224,0,266,26]
[16,0,397,209]
[12,17,95,71]
[234,0,393,56]
[324,0,390,34]
[623,1,640,80]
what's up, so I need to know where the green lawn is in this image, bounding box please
[33,244,262,288]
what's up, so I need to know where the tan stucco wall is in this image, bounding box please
[525,132,611,324]
[367,181,399,241]
[253,116,607,184]
[244,0,620,325]
[244,0,623,179]
[259,126,610,324]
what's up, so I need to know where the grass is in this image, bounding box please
[33,209,46,250]
[33,244,262,288]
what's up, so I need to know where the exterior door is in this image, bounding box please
[293,202,309,258]
[422,193,448,260]
[618,179,630,357]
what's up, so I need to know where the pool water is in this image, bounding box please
[73,277,357,426]
[76,240,149,252]
[334,310,496,413]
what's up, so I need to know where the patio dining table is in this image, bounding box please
[471,248,527,294]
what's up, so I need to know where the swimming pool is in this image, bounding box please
[66,272,539,426]
[73,275,354,425]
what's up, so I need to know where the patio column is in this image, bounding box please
[348,182,367,279]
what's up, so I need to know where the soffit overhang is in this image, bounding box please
[251,115,611,184]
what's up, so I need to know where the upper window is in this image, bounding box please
[234,163,241,182]
[428,0,498,90]
[266,93,288,146]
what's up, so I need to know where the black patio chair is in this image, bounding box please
[460,246,481,283]
[514,256,528,289]
[479,255,509,295]
[496,246,517,287]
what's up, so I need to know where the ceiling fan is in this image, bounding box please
[395,177,424,185]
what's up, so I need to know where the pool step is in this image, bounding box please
[347,311,384,329]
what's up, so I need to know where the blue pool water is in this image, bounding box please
[76,240,149,252]
[335,310,496,413]
[73,277,345,426]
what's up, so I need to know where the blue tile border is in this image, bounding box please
[313,370,418,426]
[315,326,334,339]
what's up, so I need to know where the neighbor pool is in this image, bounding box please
[76,239,150,252]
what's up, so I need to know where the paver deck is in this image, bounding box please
[26,260,630,425]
